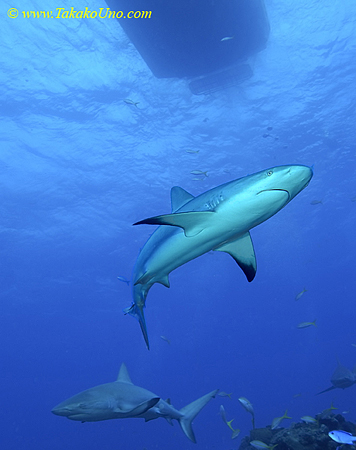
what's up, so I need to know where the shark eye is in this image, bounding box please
[267,170,273,176]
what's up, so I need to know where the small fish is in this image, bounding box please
[351,344,356,348]
[293,393,302,398]
[297,320,317,329]
[219,406,240,438]
[219,405,235,430]
[310,199,323,205]
[160,335,170,345]
[231,428,241,439]
[351,196,356,202]
[117,276,130,286]
[238,396,255,429]
[342,411,350,415]
[186,149,199,154]
[267,126,273,131]
[192,178,205,181]
[329,430,356,445]
[271,410,291,429]
[301,415,318,424]
[220,404,228,424]
[320,401,338,417]
[221,36,234,41]
[238,397,254,415]
[124,98,139,108]
[250,440,278,450]
[190,170,208,177]
[295,288,307,300]
[327,401,338,411]
[218,391,232,399]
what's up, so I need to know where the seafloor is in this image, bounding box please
[239,410,354,450]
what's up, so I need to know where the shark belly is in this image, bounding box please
[132,188,289,292]
[133,214,249,294]
[52,381,161,422]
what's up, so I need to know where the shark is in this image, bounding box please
[125,164,313,348]
[52,363,218,443]
[317,360,356,394]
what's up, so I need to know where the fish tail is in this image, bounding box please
[178,390,218,443]
[123,303,150,350]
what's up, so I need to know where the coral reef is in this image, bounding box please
[238,412,356,450]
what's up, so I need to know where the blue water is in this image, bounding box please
[1,0,356,449]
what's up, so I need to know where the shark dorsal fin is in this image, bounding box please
[165,398,171,404]
[171,186,194,213]
[116,363,133,384]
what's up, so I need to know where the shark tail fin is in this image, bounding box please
[123,303,150,350]
[178,389,218,443]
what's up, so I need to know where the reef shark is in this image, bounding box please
[317,360,356,394]
[52,363,218,443]
[125,164,313,348]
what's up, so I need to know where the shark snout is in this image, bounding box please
[283,165,313,199]
[51,401,75,417]
[51,406,69,416]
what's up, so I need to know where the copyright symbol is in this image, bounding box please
[8,8,18,18]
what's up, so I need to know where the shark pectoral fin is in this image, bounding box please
[171,186,195,212]
[123,303,150,350]
[133,211,215,237]
[118,397,160,417]
[316,385,336,395]
[214,232,257,282]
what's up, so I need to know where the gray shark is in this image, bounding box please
[317,360,356,394]
[52,363,218,443]
[125,165,313,348]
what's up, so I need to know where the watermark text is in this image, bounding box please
[7,7,152,19]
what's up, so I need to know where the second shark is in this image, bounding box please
[125,164,313,348]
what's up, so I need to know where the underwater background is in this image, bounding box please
[1,0,356,449]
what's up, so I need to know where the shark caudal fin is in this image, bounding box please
[123,303,150,350]
[178,390,218,443]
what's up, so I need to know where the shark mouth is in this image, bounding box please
[257,189,290,201]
